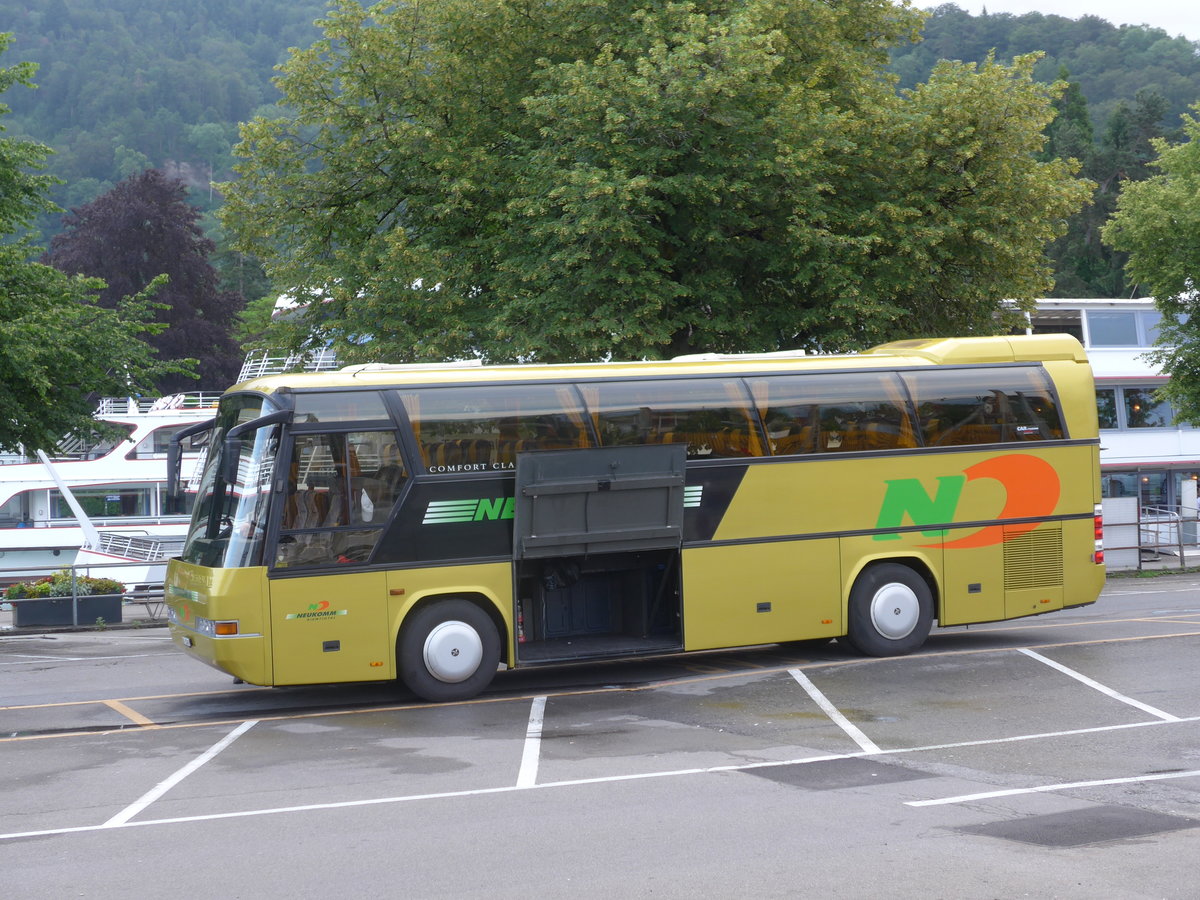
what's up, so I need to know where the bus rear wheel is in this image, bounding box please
[843,563,933,657]
[398,599,500,702]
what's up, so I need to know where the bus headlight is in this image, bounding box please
[185,616,240,637]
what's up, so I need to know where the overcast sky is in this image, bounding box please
[936,2,1200,42]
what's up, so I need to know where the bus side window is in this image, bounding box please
[902,368,1065,446]
[352,435,407,524]
[275,430,398,568]
[399,384,592,473]
[757,372,916,455]
[591,378,763,458]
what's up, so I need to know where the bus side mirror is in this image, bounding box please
[167,442,182,499]
[166,417,216,513]
[221,438,243,484]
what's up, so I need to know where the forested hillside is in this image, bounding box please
[895,4,1200,134]
[0,0,325,228]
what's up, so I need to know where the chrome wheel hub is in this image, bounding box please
[423,620,484,683]
[869,582,920,640]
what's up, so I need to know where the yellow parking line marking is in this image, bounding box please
[0,687,269,713]
[102,699,158,728]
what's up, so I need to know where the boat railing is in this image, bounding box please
[238,347,341,381]
[92,392,223,416]
[89,532,186,562]
[4,515,190,529]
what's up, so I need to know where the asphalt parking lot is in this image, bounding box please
[2,572,1199,898]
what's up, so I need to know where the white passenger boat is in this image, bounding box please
[0,394,219,585]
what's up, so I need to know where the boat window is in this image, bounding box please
[0,491,30,526]
[1096,388,1118,429]
[51,484,153,519]
[1123,387,1172,428]
[127,424,211,460]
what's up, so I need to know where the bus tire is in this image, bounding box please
[398,599,500,702]
[843,563,933,657]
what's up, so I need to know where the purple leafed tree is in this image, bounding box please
[43,169,244,394]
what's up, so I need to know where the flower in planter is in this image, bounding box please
[4,570,126,600]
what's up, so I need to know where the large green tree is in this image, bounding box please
[224,0,1092,364]
[1103,107,1200,423]
[0,35,184,453]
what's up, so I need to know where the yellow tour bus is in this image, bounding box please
[163,334,1106,701]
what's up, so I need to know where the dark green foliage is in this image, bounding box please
[1104,110,1200,423]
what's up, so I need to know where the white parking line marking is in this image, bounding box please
[906,769,1200,807]
[789,668,882,754]
[102,720,258,827]
[0,653,166,666]
[1017,648,1181,721]
[4,715,1199,842]
[516,696,546,788]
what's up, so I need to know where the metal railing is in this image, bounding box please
[238,347,341,381]
[89,532,185,562]
[1101,500,1196,571]
[92,392,223,416]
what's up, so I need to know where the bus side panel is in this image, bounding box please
[268,570,391,685]
[166,560,271,686]
[385,562,513,664]
[681,540,841,651]
[939,542,1006,625]
[1063,515,1106,608]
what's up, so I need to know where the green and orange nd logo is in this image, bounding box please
[874,454,1060,548]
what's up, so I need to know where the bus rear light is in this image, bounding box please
[215,621,240,636]
[1093,503,1104,564]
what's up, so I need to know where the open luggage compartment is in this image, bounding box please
[512,444,687,664]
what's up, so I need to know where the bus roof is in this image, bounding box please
[230,334,1087,396]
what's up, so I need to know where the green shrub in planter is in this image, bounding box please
[5,570,126,599]
[5,571,127,628]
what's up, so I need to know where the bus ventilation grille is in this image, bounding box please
[1003,526,1064,590]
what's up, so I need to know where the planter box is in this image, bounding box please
[11,594,124,628]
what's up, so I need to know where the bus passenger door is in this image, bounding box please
[268,571,392,685]
[265,427,405,685]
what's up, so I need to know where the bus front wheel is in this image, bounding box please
[398,599,501,702]
[843,563,933,656]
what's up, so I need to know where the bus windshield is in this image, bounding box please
[180,394,281,568]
